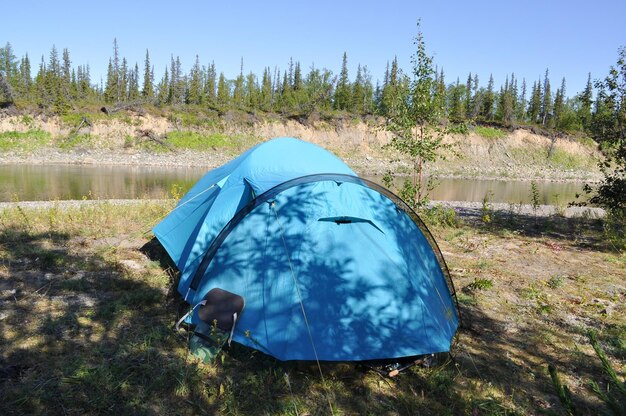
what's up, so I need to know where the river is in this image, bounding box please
[0,164,587,205]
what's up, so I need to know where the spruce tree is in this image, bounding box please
[0,42,19,91]
[553,78,566,130]
[156,66,169,105]
[434,67,446,114]
[204,61,217,106]
[334,51,350,111]
[517,78,527,122]
[481,74,495,121]
[541,68,552,126]
[362,65,374,115]
[448,77,465,122]
[128,63,140,100]
[579,73,593,129]
[18,54,32,99]
[232,58,245,108]
[245,71,258,110]
[465,72,472,119]
[528,79,541,123]
[187,55,203,105]
[352,64,365,114]
[469,74,481,120]
[260,67,272,112]
[142,49,154,99]
[216,72,229,108]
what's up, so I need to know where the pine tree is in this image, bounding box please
[18,54,32,98]
[216,72,229,108]
[0,42,19,92]
[469,74,481,120]
[204,61,217,106]
[119,57,128,101]
[553,78,566,130]
[142,49,154,99]
[334,51,350,111]
[517,78,527,122]
[293,61,302,91]
[260,67,272,112]
[481,74,495,121]
[112,38,120,102]
[541,69,552,126]
[352,64,365,114]
[362,65,374,115]
[104,59,116,103]
[579,73,593,129]
[464,73,472,120]
[156,66,169,105]
[448,77,465,122]
[232,58,245,108]
[381,58,401,116]
[128,63,140,101]
[434,67,446,114]
[245,71,258,110]
[187,55,203,105]
[528,79,541,123]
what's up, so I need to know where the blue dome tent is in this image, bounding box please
[153,137,459,362]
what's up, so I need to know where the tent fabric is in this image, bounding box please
[153,137,459,362]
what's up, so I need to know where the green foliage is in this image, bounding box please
[602,211,626,252]
[549,148,595,170]
[548,364,579,416]
[466,278,494,291]
[422,204,460,228]
[481,190,494,224]
[586,47,626,219]
[58,133,97,150]
[530,181,540,219]
[385,21,449,208]
[550,332,626,416]
[447,122,470,135]
[547,274,564,289]
[474,125,506,139]
[162,131,255,151]
[0,129,52,151]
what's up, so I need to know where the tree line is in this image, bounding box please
[0,40,613,137]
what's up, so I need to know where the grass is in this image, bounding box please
[58,133,99,150]
[0,201,624,415]
[474,126,507,139]
[0,130,52,152]
[163,131,259,152]
[549,147,596,170]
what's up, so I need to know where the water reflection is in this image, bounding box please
[0,164,584,205]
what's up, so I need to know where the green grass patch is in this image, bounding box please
[58,133,98,150]
[163,131,258,152]
[474,126,507,139]
[168,109,220,128]
[549,148,595,170]
[0,130,52,152]
[576,136,598,148]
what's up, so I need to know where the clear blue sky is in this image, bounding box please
[2,0,625,96]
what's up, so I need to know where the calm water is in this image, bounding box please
[0,164,585,205]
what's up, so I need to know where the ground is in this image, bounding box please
[0,201,623,415]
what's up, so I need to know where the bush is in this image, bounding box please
[422,204,460,228]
